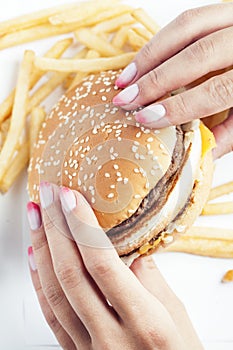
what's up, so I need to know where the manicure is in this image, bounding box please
[113,84,139,106]
[28,246,37,271]
[39,182,54,209]
[27,202,42,230]
[60,187,77,213]
[115,63,137,88]
[135,104,170,128]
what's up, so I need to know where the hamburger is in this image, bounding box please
[28,69,215,265]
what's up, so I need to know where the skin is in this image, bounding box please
[113,3,233,159]
[28,184,204,350]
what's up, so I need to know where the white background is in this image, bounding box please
[0,0,233,349]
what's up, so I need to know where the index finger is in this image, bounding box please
[59,187,157,319]
[116,3,233,88]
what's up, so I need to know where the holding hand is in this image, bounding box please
[113,3,233,159]
[27,183,203,350]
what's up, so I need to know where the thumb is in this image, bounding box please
[212,109,233,159]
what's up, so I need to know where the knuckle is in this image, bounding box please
[186,38,215,63]
[176,8,201,27]
[171,93,189,118]
[86,255,113,278]
[140,68,166,96]
[45,311,61,333]
[137,326,169,349]
[206,76,233,107]
[55,262,83,290]
[140,42,154,61]
[43,217,56,234]
[43,283,65,308]
[33,236,47,253]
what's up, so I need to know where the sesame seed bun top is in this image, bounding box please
[28,69,178,230]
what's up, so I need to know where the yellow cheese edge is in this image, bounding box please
[138,123,216,256]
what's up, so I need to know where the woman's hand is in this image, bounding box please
[113,3,233,159]
[27,182,203,350]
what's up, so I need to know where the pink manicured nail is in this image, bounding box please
[39,182,54,209]
[60,187,76,213]
[113,84,139,105]
[115,63,137,88]
[28,246,37,271]
[135,104,170,128]
[27,202,42,230]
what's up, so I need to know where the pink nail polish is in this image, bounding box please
[113,84,139,106]
[27,202,42,230]
[39,182,54,209]
[115,63,137,88]
[135,104,170,129]
[60,187,76,213]
[28,246,37,271]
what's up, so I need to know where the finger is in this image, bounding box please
[134,69,233,128]
[59,187,173,323]
[113,26,233,109]
[212,108,233,159]
[39,183,118,337]
[130,256,203,350]
[115,3,233,87]
[28,247,76,350]
[27,201,90,348]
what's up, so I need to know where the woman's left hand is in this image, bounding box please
[27,182,203,350]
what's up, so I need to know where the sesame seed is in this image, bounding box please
[160,143,165,150]
[97,145,103,151]
[68,175,73,180]
[117,177,123,182]
[110,147,114,153]
[89,173,94,179]
[134,168,140,173]
[64,170,68,175]
[128,209,134,214]
[98,165,102,170]
[107,193,114,199]
[139,155,146,160]
[89,185,94,191]
[134,141,140,146]
[84,174,88,181]
[117,137,122,141]
[113,164,119,170]
[116,171,121,177]
[101,96,107,101]
[91,197,96,204]
[110,184,115,189]
[105,173,110,178]
[145,182,149,189]
[136,132,141,138]
[123,178,128,184]
[132,145,138,153]
[147,137,153,143]
[134,194,141,199]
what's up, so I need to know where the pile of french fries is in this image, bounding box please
[0,0,158,193]
[0,0,232,264]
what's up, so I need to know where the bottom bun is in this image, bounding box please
[121,149,214,266]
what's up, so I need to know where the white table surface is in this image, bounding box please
[0,0,233,349]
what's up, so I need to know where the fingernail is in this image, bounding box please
[60,187,76,213]
[113,84,139,105]
[28,246,37,271]
[135,104,170,128]
[27,202,42,230]
[39,182,54,209]
[115,63,137,88]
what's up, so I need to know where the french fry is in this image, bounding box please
[49,0,119,25]
[0,38,72,124]
[0,3,83,36]
[30,107,46,157]
[132,8,160,35]
[202,202,233,215]
[133,26,153,41]
[208,181,233,201]
[75,29,122,57]
[0,50,34,182]
[127,29,147,50]
[68,50,100,91]
[0,142,29,193]
[112,25,131,49]
[222,270,233,283]
[164,226,233,258]
[92,13,135,34]
[34,52,136,73]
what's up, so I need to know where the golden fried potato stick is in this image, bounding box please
[0,3,84,36]
[132,8,160,35]
[202,202,233,215]
[0,38,73,124]
[208,181,233,201]
[0,142,29,193]
[92,13,135,33]
[30,107,46,158]
[49,0,120,25]
[0,50,34,182]
[34,52,136,73]
[164,226,233,258]
[75,29,122,57]
[222,270,233,283]
[112,25,131,49]
[127,28,147,50]
[68,50,100,91]
[133,26,153,41]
